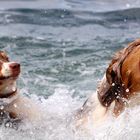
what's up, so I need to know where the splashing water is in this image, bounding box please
[0,87,140,140]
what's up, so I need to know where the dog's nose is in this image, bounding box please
[9,63,20,70]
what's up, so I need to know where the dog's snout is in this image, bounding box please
[10,63,20,70]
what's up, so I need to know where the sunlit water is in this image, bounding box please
[0,0,140,139]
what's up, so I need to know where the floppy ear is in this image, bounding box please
[102,39,140,112]
[106,65,117,84]
[98,39,140,109]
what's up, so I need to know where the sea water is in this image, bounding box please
[0,0,140,139]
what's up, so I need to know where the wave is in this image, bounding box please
[0,8,139,28]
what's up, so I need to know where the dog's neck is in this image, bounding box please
[0,82,17,98]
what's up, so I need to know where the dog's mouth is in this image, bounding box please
[0,73,20,80]
[11,69,20,78]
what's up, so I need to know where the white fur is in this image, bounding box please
[76,93,108,128]
[1,82,16,95]
[0,92,19,106]
[1,62,13,77]
[90,94,107,126]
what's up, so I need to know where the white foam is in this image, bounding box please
[0,88,140,140]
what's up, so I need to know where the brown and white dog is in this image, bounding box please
[0,51,40,125]
[76,39,140,127]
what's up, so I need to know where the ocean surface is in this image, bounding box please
[0,0,140,140]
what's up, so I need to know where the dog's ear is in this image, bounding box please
[98,40,139,108]
[106,65,117,84]
[0,51,9,61]
[98,39,140,115]
[106,47,126,85]
[98,49,126,107]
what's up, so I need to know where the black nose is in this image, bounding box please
[10,63,20,70]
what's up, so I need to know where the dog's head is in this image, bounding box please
[0,51,20,96]
[98,39,140,113]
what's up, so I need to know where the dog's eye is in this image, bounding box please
[0,51,9,62]
[111,70,116,79]
[106,68,117,84]
[109,70,117,83]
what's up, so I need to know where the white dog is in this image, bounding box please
[0,51,41,128]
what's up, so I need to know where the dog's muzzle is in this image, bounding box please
[1,62,20,79]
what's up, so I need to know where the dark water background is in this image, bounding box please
[0,0,140,139]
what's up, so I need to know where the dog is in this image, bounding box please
[0,51,41,127]
[76,39,140,127]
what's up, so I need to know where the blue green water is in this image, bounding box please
[0,0,140,139]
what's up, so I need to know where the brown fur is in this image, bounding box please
[76,39,140,128]
[98,39,140,115]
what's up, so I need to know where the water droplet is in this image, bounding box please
[13,104,17,108]
[126,3,130,8]
[12,86,16,92]
[80,107,83,110]
[122,84,125,86]
[112,83,115,86]
[116,96,119,99]
[0,105,4,110]
[124,19,127,22]
[126,89,129,92]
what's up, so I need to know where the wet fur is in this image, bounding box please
[0,51,41,125]
[76,39,140,127]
